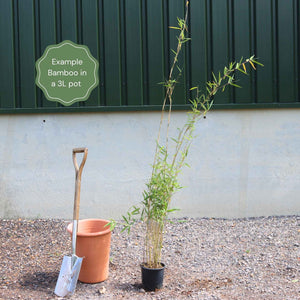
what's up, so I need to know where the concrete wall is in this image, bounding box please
[0,109,299,219]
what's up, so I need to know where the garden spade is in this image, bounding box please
[54,147,88,297]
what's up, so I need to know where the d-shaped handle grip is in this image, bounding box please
[73,147,88,174]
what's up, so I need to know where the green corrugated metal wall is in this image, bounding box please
[0,0,299,113]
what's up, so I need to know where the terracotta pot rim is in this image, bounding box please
[141,262,165,270]
[67,218,111,237]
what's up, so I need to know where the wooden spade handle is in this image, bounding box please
[72,148,88,221]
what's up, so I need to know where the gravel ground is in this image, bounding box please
[0,216,299,300]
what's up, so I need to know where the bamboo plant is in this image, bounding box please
[114,0,262,269]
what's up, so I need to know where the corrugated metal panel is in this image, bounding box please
[0,0,299,113]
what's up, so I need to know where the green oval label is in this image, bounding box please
[35,40,99,106]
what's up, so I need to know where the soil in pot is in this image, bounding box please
[67,219,111,283]
[141,263,165,291]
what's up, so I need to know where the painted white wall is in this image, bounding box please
[0,109,299,219]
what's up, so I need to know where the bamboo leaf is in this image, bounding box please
[230,83,242,88]
[251,59,264,66]
[249,60,256,70]
[177,219,188,223]
[237,67,248,75]
[171,49,177,56]
[224,66,228,75]
[167,208,180,213]
[242,63,247,72]
[212,72,217,82]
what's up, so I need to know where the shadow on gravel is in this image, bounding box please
[116,282,143,292]
[19,271,58,291]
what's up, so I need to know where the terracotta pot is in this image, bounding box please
[141,263,165,291]
[67,219,111,283]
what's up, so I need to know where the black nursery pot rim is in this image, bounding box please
[141,262,165,270]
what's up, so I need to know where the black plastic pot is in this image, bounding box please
[141,263,165,291]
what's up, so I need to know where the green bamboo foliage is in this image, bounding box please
[116,0,262,269]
